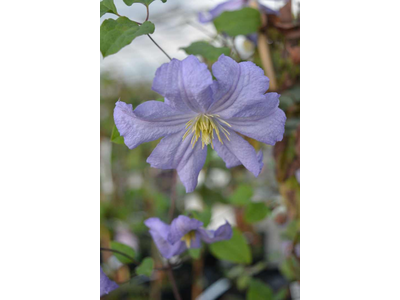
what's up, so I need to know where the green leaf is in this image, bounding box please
[209,228,252,264]
[191,208,212,227]
[110,241,136,264]
[282,219,300,240]
[244,202,271,223]
[246,279,273,300]
[123,0,166,5]
[180,41,230,62]
[111,125,124,144]
[280,257,298,281]
[100,18,155,57]
[227,265,245,279]
[188,248,201,259]
[273,289,288,300]
[123,0,155,6]
[135,257,154,277]
[229,184,253,206]
[237,275,251,290]
[100,0,118,17]
[213,7,261,37]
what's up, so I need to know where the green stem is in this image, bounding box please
[167,263,182,300]
[100,247,138,264]
[168,170,178,221]
[145,5,150,21]
[147,34,172,61]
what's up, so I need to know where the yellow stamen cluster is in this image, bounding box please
[181,230,197,248]
[182,114,231,149]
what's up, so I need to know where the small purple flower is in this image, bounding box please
[100,267,118,297]
[114,54,286,193]
[144,215,232,259]
[198,0,280,24]
[199,0,247,23]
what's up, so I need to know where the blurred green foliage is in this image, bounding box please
[135,257,154,277]
[181,41,231,63]
[209,228,252,264]
[214,8,261,36]
[100,19,155,57]
[247,279,273,300]
[110,241,136,264]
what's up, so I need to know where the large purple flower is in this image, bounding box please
[144,215,232,259]
[114,54,286,192]
[198,0,280,23]
[100,267,118,297]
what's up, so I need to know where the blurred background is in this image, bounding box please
[101,0,300,299]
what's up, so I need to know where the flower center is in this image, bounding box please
[181,230,197,248]
[182,114,231,149]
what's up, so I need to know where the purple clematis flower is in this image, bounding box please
[100,267,118,297]
[144,215,232,259]
[199,0,247,23]
[114,54,286,193]
[198,0,280,24]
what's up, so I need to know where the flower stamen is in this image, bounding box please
[181,230,196,248]
[182,114,231,149]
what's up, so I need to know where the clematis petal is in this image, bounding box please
[198,0,246,23]
[152,56,214,113]
[114,101,192,149]
[100,267,118,297]
[168,215,203,245]
[213,130,263,177]
[256,150,263,166]
[209,55,270,119]
[148,229,186,258]
[190,232,202,249]
[228,106,286,145]
[226,92,280,119]
[144,217,170,241]
[146,130,207,193]
[198,221,233,243]
[144,218,186,258]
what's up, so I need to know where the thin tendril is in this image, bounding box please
[113,8,171,61]
[147,34,172,61]
[100,247,138,264]
[145,5,150,21]
[167,263,182,300]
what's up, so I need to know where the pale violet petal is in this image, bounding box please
[226,92,281,119]
[100,267,118,297]
[168,215,203,245]
[152,56,214,113]
[208,55,270,118]
[114,101,192,149]
[198,221,233,243]
[198,0,246,23]
[144,218,186,259]
[213,130,263,177]
[144,217,170,241]
[146,130,207,193]
[228,107,286,145]
[190,232,202,249]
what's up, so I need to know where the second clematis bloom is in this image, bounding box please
[144,215,232,259]
[198,0,280,23]
[100,267,119,297]
[114,54,286,192]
